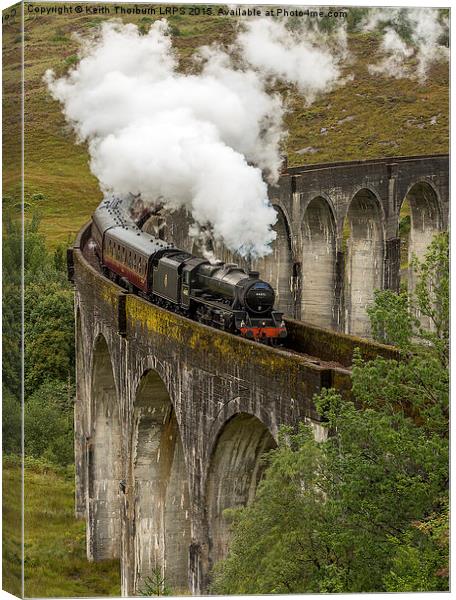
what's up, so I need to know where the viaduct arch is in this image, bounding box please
[159,154,448,337]
[73,155,446,595]
[74,221,401,594]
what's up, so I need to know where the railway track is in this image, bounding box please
[81,235,350,372]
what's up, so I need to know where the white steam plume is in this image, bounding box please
[365,8,448,81]
[236,17,348,104]
[45,18,348,256]
[45,20,282,257]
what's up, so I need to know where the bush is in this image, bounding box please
[139,567,173,596]
[2,387,21,455]
[25,380,74,467]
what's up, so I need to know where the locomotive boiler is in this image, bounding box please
[91,197,287,344]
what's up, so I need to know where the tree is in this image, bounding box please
[24,282,74,397]
[211,425,324,594]
[3,208,76,464]
[368,231,448,366]
[212,234,449,594]
[383,498,449,592]
[2,210,22,399]
[24,380,74,466]
[211,394,448,594]
[139,568,173,597]
[361,232,448,436]
[2,386,21,455]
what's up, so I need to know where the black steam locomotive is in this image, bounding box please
[92,197,287,344]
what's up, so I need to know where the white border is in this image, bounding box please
[0,2,452,600]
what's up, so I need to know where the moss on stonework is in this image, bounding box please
[125,294,320,380]
[285,318,400,367]
[76,250,383,396]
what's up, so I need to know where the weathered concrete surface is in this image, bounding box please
[301,196,337,328]
[73,225,380,595]
[74,154,447,596]
[206,414,276,568]
[252,208,295,316]
[404,182,443,327]
[154,154,448,336]
[343,189,384,336]
[88,335,122,561]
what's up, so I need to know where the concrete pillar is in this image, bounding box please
[301,197,336,328]
[344,190,384,337]
[401,182,442,331]
[406,183,441,293]
[88,336,122,561]
[252,208,294,317]
[128,371,191,595]
[206,414,275,572]
[384,238,401,292]
[334,251,345,331]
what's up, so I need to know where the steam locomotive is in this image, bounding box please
[91,197,287,344]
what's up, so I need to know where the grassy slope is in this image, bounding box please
[2,6,449,248]
[2,459,22,596]
[284,32,448,164]
[2,460,121,598]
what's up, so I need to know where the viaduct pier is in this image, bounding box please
[153,153,449,336]
[71,154,448,595]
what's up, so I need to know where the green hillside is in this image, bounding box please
[2,5,449,247]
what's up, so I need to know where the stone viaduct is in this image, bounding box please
[71,155,448,596]
[152,154,449,337]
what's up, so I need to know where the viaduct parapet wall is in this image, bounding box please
[73,154,447,595]
[73,226,398,595]
[150,154,448,337]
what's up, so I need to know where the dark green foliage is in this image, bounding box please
[24,282,74,396]
[2,387,21,455]
[24,380,74,467]
[399,213,411,237]
[367,289,416,349]
[2,210,22,399]
[53,243,67,272]
[211,425,323,594]
[3,210,22,457]
[412,232,449,366]
[3,208,75,466]
[364,232,449,436]
[139,567,173,596]
[212,394,448,594]
[64,54,78,67]
[384,499,449,591]
[369,232,449,362]
[23,216,75,465]
[22,213,74,397]
[212,233,448,594]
